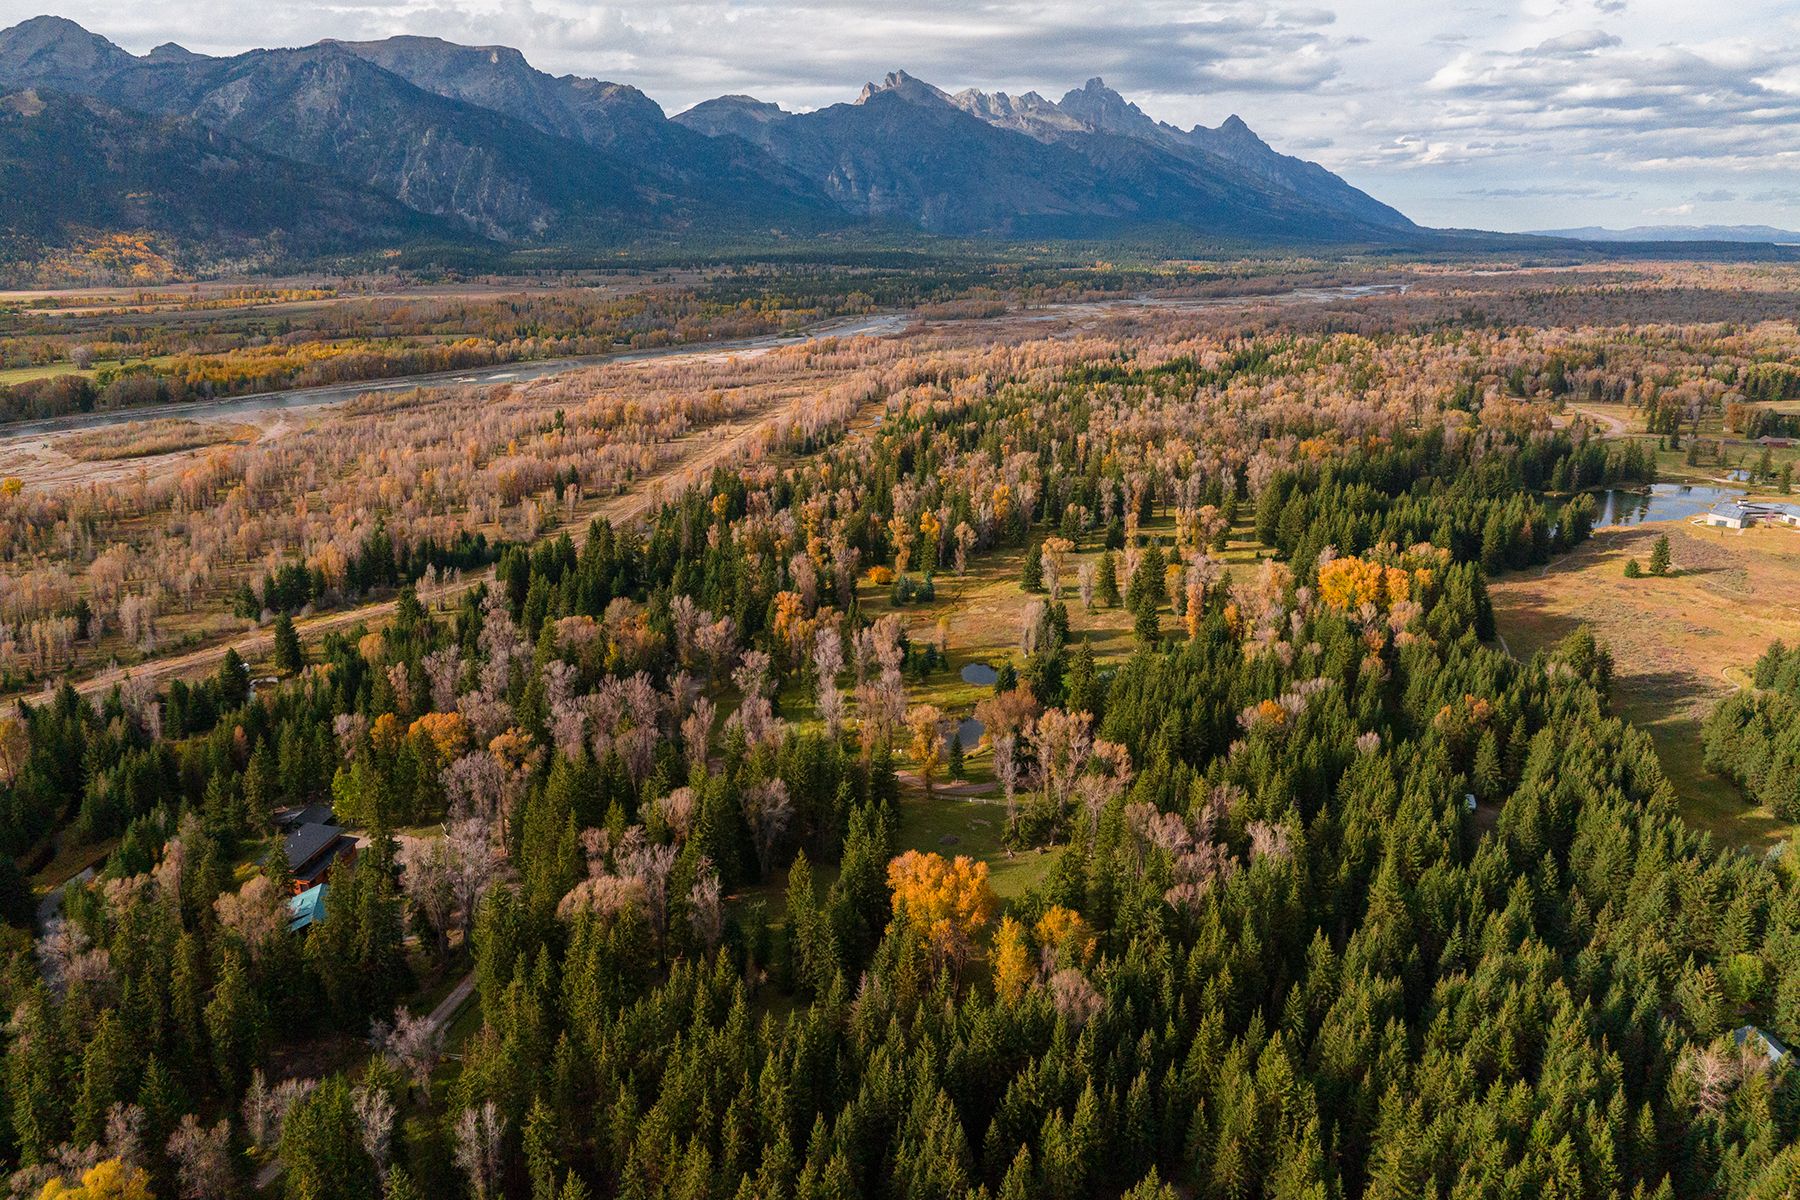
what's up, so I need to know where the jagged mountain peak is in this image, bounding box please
[1056,76,1157,134]
[856,69,953,107]
[1214,113,1266,141]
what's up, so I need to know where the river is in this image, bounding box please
[0,312,909,442]
[0,281,1404,447]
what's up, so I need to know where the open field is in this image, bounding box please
[0,362,82,385]
[1491,520,1800,848]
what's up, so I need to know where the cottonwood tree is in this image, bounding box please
[213,876,289,962]
[165,1115,234,1200]
[370,1008,445,1098]
[812,625,847,741]
[453,1102,507,1200]
[886,851,995,979]
[741,780,794,879]
[689,863,724,951]
[906,704,948,793]
[351,1082,395,1180]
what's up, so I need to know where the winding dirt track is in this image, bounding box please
[1568,406,1629,437]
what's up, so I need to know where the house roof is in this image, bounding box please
[1733,1025,1790,1063]
[273,803,337,830]
[287,883,328,932]
[283,822,349,873]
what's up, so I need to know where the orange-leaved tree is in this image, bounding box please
[887,850,996,976]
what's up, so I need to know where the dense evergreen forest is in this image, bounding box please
[0,311,1794,1200]
[1705,642,1800,822]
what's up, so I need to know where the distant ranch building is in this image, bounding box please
[1698,500,1800,530]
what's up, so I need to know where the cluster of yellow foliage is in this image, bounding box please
[38,1160,152,1200]
[864,565,896,586]
[370,711,405,755]
[992,916,1033,1004]
[1316,555,1414,613]
[886,515,914,572]
[887,850,996,972]
[1249,699,1288,729]
[991,904,1095,1005]
[161,336,491,392]
[81,234,178,282]
[906,704,946,788]
[1433,693,1494,736]
[1035,904,1094,968]
[488,727,536,768]
[1296,436,1337,460]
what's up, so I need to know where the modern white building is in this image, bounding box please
[1698,500,1800,529]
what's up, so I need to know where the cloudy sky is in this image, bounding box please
[9,0,1800,232]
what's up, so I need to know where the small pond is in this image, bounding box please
[957,717,985,749]
[1594,483,1743,528]
[960,662,998,686]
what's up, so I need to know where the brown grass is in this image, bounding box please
[1490,522,1800,848]
[55,418,250,461]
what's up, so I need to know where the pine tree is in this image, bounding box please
[273,613,304,674]
[203,947,265,1094]
[280,1076,379,1200]
[1021,543,1044,593]
[1648,534,1672,576]
[385,1168,426,1200]
[1096,551,1120,607]
[1472,730,1503,802]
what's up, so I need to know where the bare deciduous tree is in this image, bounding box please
[370,1007,445,1097]
[454,1102,507,1200]
[166,1115,235,1200]
[352,1083,396,1180]
[741,779,793,878]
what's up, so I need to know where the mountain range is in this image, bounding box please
[1530,225,1800,244]
[0,15,1425,272]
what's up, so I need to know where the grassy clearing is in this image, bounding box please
[894,791,1060,902]
[1569,400,1800,486]
[28,835,118,892]
[791,518,1272,905]
[0,356,178,386]
[858,517,1271,710]
[0,362,83,385]
[1491,522,1800,849]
